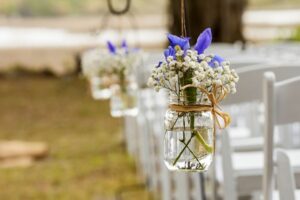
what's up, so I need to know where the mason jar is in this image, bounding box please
[90,76,112,100]
[110,81,138,117]
[164,91,215,172]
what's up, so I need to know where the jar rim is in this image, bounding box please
[168,91,211,105]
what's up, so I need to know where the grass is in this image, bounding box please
[0,75,148,200]
[291,27,300,41]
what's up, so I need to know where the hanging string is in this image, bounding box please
[99,0,140,47]
[180,0,187,37]
[107,0,131,15]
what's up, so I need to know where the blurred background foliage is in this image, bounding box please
[0,0,167,16]
[0,0,299,17]
[249,0,300,9]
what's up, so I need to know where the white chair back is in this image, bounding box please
[124,116,138,157]
[219,68,300,200]
[276,149,296,200]
[136,89,155,178]
[275,76,300,125]
[220,130,238,200]
[224,64,300,105]
[263,72,275,200]
[224,64,300,139]
[263,72,300,200]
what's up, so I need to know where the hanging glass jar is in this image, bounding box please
[110,75,138,117]
[89,76,112,100]
[164,91,215,172]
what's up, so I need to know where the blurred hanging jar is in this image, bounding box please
[81,49,113,100]
[110,74,138,117]
[105,40,140,117]
[147,28,239,172]
[89,76,112,100]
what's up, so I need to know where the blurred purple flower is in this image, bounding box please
[156,61,163,68]
[107,41,116,54]
[209,55,225,68]
[121,39,129,54]
[194,28,212,54]
[164,46,176,59]
[121,39,128,49]
[167,34,190,50]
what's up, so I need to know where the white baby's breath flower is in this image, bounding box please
[184,56,191,62]
[167,56,173,62]
[192,77,199,85]
[198,54,205,60]
[223,65,230,72]
[214,79,222,85]
[148,46,239,96]
[178,72,184,78]
[176,50,184,57]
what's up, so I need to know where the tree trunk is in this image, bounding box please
[168,0,247,44]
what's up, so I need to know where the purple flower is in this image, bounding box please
[121,39,129,54]
[121,40,127,48]
[121,39,128,49]
[194,28,212,54]
[164,46,176,59]
[167,34,190,50]
[156,61,163,68]
[107,41,116,54]
[209,55,225,68]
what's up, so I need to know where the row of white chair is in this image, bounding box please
[124,88,206,200]
[218,64,300,199]
[121,48,300,200]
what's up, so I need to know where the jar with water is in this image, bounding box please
[110,75,138,117]
[164,91,215,172]
[89,76,112,100]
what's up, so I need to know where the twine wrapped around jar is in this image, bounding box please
[169,84,231,154]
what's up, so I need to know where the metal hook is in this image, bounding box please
[107,0,131,15]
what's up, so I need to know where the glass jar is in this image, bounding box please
[164,92,215,172]
[90,77,111,100]
[110,82,138,117]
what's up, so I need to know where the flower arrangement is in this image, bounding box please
[102,40,141,117]
[93,40,141,91]
[147,28,239,171]
[81,40,140,87]
[147,28,238,96]
[81,40,141,100]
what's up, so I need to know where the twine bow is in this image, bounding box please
[169,84,231,129]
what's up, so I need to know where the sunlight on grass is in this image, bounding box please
[0,76,148,200]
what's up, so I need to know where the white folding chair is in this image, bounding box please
[252,149,300,200]
[218,67,300,200]
[124,115,138,157]
[135,89,155,179]
[223,63,300,152]
[263,73,300,200]
[276,150,298,200]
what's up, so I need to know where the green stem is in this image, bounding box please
[172,68,212,168]
[195,131,213,153]
[165,113,184,135]
[120,68,126,93]
[179,139,204,169]
[181,113,186,142]
[173,135,194,165]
